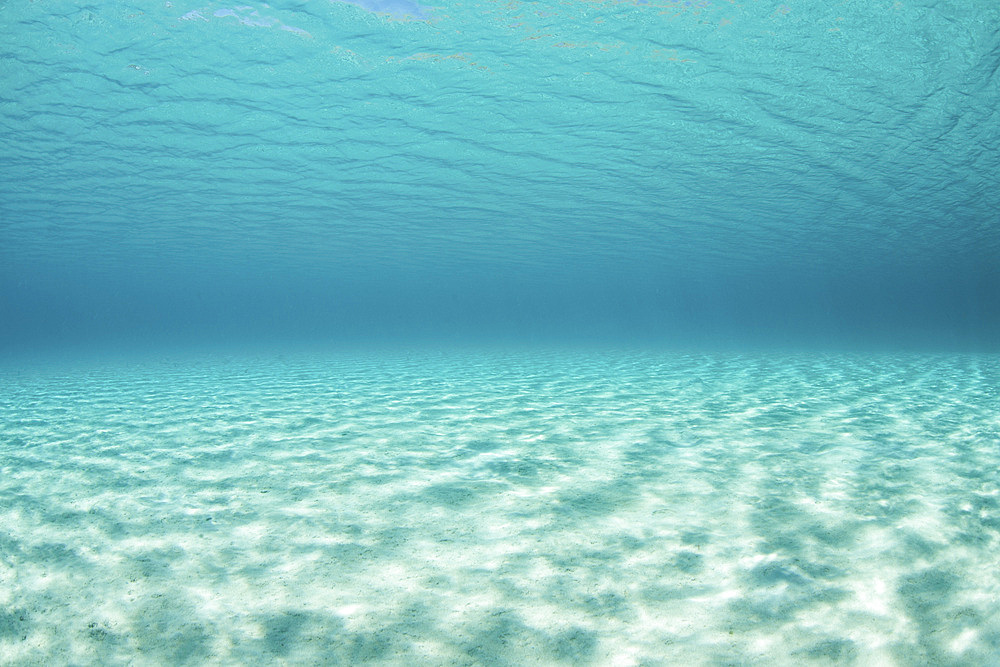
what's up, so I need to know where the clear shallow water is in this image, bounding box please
[2,350,999,664]
[1,0,998,348]
[2,0,998,663]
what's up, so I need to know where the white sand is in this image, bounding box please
[1,350,998,664]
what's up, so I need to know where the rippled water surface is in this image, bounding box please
[2,351,999,664]
[1,0,998,346]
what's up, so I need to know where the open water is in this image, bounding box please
[1,0,998,664]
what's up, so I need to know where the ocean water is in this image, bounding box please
[1,0,999,665]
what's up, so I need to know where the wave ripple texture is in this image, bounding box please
[1,1,998,346]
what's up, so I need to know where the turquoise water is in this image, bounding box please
[2,0,999,664]
[1,0,998,348]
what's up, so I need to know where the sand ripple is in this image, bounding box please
[1,350,999,664]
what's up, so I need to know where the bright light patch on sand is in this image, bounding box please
[950,628,978,654]
[854,577,892,616]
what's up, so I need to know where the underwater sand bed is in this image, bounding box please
[1,350,999,664]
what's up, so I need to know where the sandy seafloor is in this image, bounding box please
[1,349,999,665]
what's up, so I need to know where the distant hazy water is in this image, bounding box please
[2,350,998,664]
